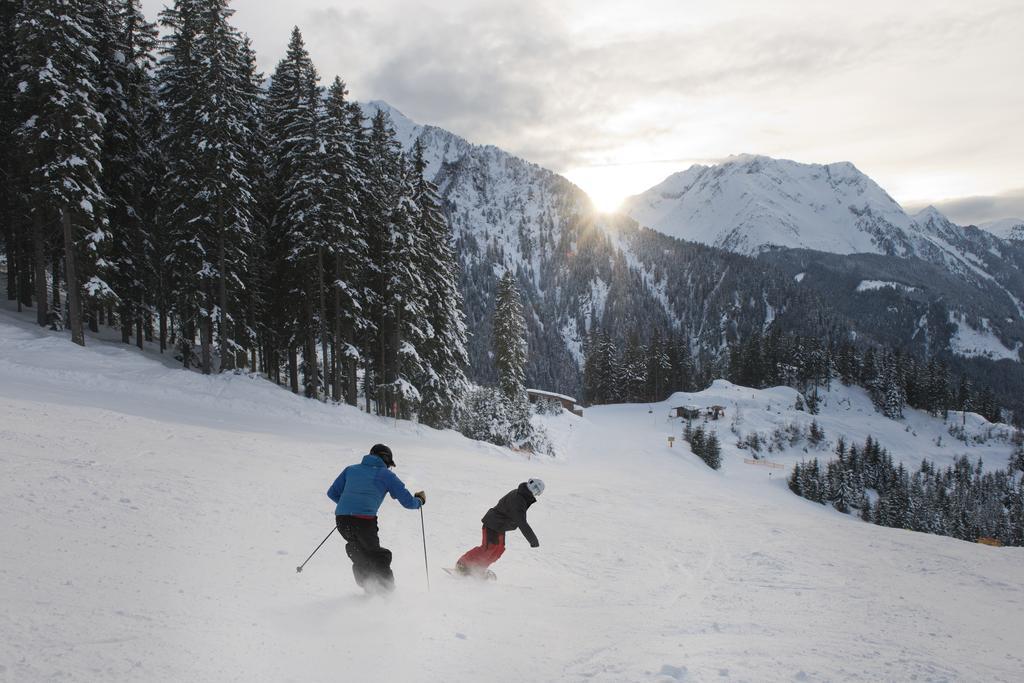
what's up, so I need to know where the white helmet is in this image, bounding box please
[527,478,545,497]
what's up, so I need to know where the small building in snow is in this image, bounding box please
[674,405,702,420]
[707,405,726,420]
[527,388,583,416]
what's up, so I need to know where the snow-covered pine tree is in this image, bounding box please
[382,150,430,417]
[265,26,325,396]
[410,138,468,428]
[101,0,160,349]
[703,432,722,470]
[617,333,646,402]
[156,0,204,367]
[320,78,367,405]
[191,0,259,373]
[832,468,853,513]
[359,110,428,416]
[14,0,113,345]
[493,270,528,401]
[1,0,22,306]
[234,34,265,372]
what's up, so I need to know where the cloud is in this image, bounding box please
[142,0,1024,206]
[907,189,1024,226]
[295,1,1022,175]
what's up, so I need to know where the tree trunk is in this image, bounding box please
[332,253,343,402]
[344,317,357,406]
[304,288,318,398]
[378,314,390,416]
[87,304,99,333]
[62,210,84,346]
[288,347,299,394]
[364,360,373,413]
[217,234,232,371]
[5,237,14,301]
[51,246,61,328]
[181,312,193,370]
[17,232,32,309]
[121,302,132,344]
[136,315,144,351]
[159,306,168,353]
[32,211,48,326]
[318,249,329,401]
[200,308,212,375]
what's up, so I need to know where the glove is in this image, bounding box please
[414,490,426,505]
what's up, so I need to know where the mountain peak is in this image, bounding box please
[913,205,951,223]
[622,154,913,256]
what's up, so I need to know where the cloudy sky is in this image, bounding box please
[143,0,1024,221]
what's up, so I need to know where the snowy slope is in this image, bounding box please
[3,308,1024,681]
[665,379,1016,474]
[981,217,1024,241]
[621,155,918,256]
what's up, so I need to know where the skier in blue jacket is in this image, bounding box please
[327,444,425,592]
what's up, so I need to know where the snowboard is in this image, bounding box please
[442,567,497,581]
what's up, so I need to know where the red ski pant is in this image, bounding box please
[457,526,505,569]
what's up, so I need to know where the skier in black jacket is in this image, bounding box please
[455,479,544,578]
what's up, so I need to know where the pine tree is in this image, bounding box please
[102,0,160,349]
[265,26,325,394]
[320,78,368,405]
[190,1,259,374]
[493,270,527,400]
[14,0,114,345]
[703,432,722,470]
[410,138,468,428]
[155,0,202,366]
[1,0,26,309]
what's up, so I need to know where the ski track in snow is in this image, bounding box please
[1,306,1023,682]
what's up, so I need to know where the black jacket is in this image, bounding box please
[482,483,539,547]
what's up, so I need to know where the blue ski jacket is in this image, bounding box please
[327,454,422,516]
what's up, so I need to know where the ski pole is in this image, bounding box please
[420,506,430,591]
[296,525,337,573]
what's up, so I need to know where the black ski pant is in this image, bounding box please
[336,515,394,590]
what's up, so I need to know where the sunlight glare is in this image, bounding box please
[564,161,687,214]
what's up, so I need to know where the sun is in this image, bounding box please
[563,161,687,214]
[563,166,629,213]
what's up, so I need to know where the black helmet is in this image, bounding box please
[370,443,395,468]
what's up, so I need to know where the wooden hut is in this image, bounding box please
[673,405,701,420]
[527,389,583,416]
[707,405,726,420]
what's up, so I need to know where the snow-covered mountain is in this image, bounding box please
[353,104,1024,416]
[981,217,1024,241]
[622,154,919,256]
[359,103,810,392]
[624,155,1024,363]
[622,155,1024,271]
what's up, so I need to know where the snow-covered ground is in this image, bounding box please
[855,280,917,294]
[2,306,1023,682]
[948,313,1023,362]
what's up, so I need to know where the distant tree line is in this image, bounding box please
[583,327,704,405]
[584,323,1006,425]
[726,329,1004,423]
[790,436,1024,547]
[0,1,467,427]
